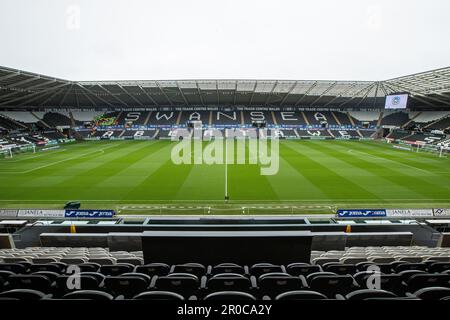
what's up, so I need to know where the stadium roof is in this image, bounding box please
[0,66,449,109]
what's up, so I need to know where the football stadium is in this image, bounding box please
[0,0,450,313]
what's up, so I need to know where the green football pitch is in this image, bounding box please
[0,139,449,215]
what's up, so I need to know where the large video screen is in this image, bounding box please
[385,94,408,109]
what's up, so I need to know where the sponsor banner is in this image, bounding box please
[336,209,387,218]
[433,208,450,217]
[64,209,115,218]
[17,209,65,218]
[386,209,433,217]
[0,209,18,218]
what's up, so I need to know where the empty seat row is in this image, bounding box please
[1,287,450,301]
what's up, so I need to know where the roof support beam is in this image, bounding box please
[338,83,375,108]
[58,84,73,107]
[264,81,278,106]
[117,84,145,107]
[385,81,450,106]
[294,82,317,106]
[279,81,298,106]
[97,85,129,107]
[76,84,113,108]
[310,82,337,106]
[195,82,205,107]
[155,82,174,106]
[175,83,190,107]
[322,82,360,107]
[137,85,159,106]
[0,82,70,106]
[248,82,258,106]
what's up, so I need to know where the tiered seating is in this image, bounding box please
[381,112,410,127]
[332,111,353,126]
[387,130,411,140]
[296,129,332,138]
[359,130,376,138]
[274,111,307,126]
[303,111,338,126]
[42,112,72,127]
[242,111,274,126]
[0,112,37,125]
[428,116,450,131]
[409,111,449,127]
[115,111,150,126]
[348,111,380,127]
[210,111,242,127]
[1,246,448,300]
[71,111,105,125]
[178,111,211,126]
[42,131,66,140]
[122,130,158,139]
[329,130,360,138]
[0,115,26,130]
[401,133,445,144]
[147,111,179,126]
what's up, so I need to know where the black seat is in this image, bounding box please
[398,270,427,282]
[29,263,63,274]
[62,290,114,300]
[355,262,374,272]
[55,274,100,296]
[407,274,450,292]
[205,273,252,293]
[76,263,101,273]
[428,262,450,274]
[118,272,152,282]
[153,273,199,297]
[356,263,393,274]
[79,272,105,284]
[344,289,397,300]
[32,271,60,282]
[8,274,53,293]
[135,263,170,276]
[211,263,246,276]
[0,270,14,282]
[133,291,184,300]
[323,263,357,275]
[413,287,450,300]
[100,263,134,276]
[354,272,405,295]
[258,273,303,298]
[395,263,427,273]
[171,263,206,278]
[275,290,328,300]
[307,274,354,298]
[104,275,151,298]
[0,289,46,300]
[0,263,27,274]
[250,263,284,277]
[286,263,321,277]
[204,291,256,301]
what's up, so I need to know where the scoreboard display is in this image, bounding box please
[385,93,408,109]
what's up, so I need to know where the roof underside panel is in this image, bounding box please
[0,66,448,109]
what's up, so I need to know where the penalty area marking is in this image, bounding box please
[0,143,117,174]
[347,149,431,174]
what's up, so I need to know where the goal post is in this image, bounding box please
[0,143,36,158]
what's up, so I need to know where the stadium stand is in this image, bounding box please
[42,112,72,127]
[380,111,411,127]
[0,246,449,300]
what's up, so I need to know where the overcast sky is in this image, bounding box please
[0,0,449,81]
